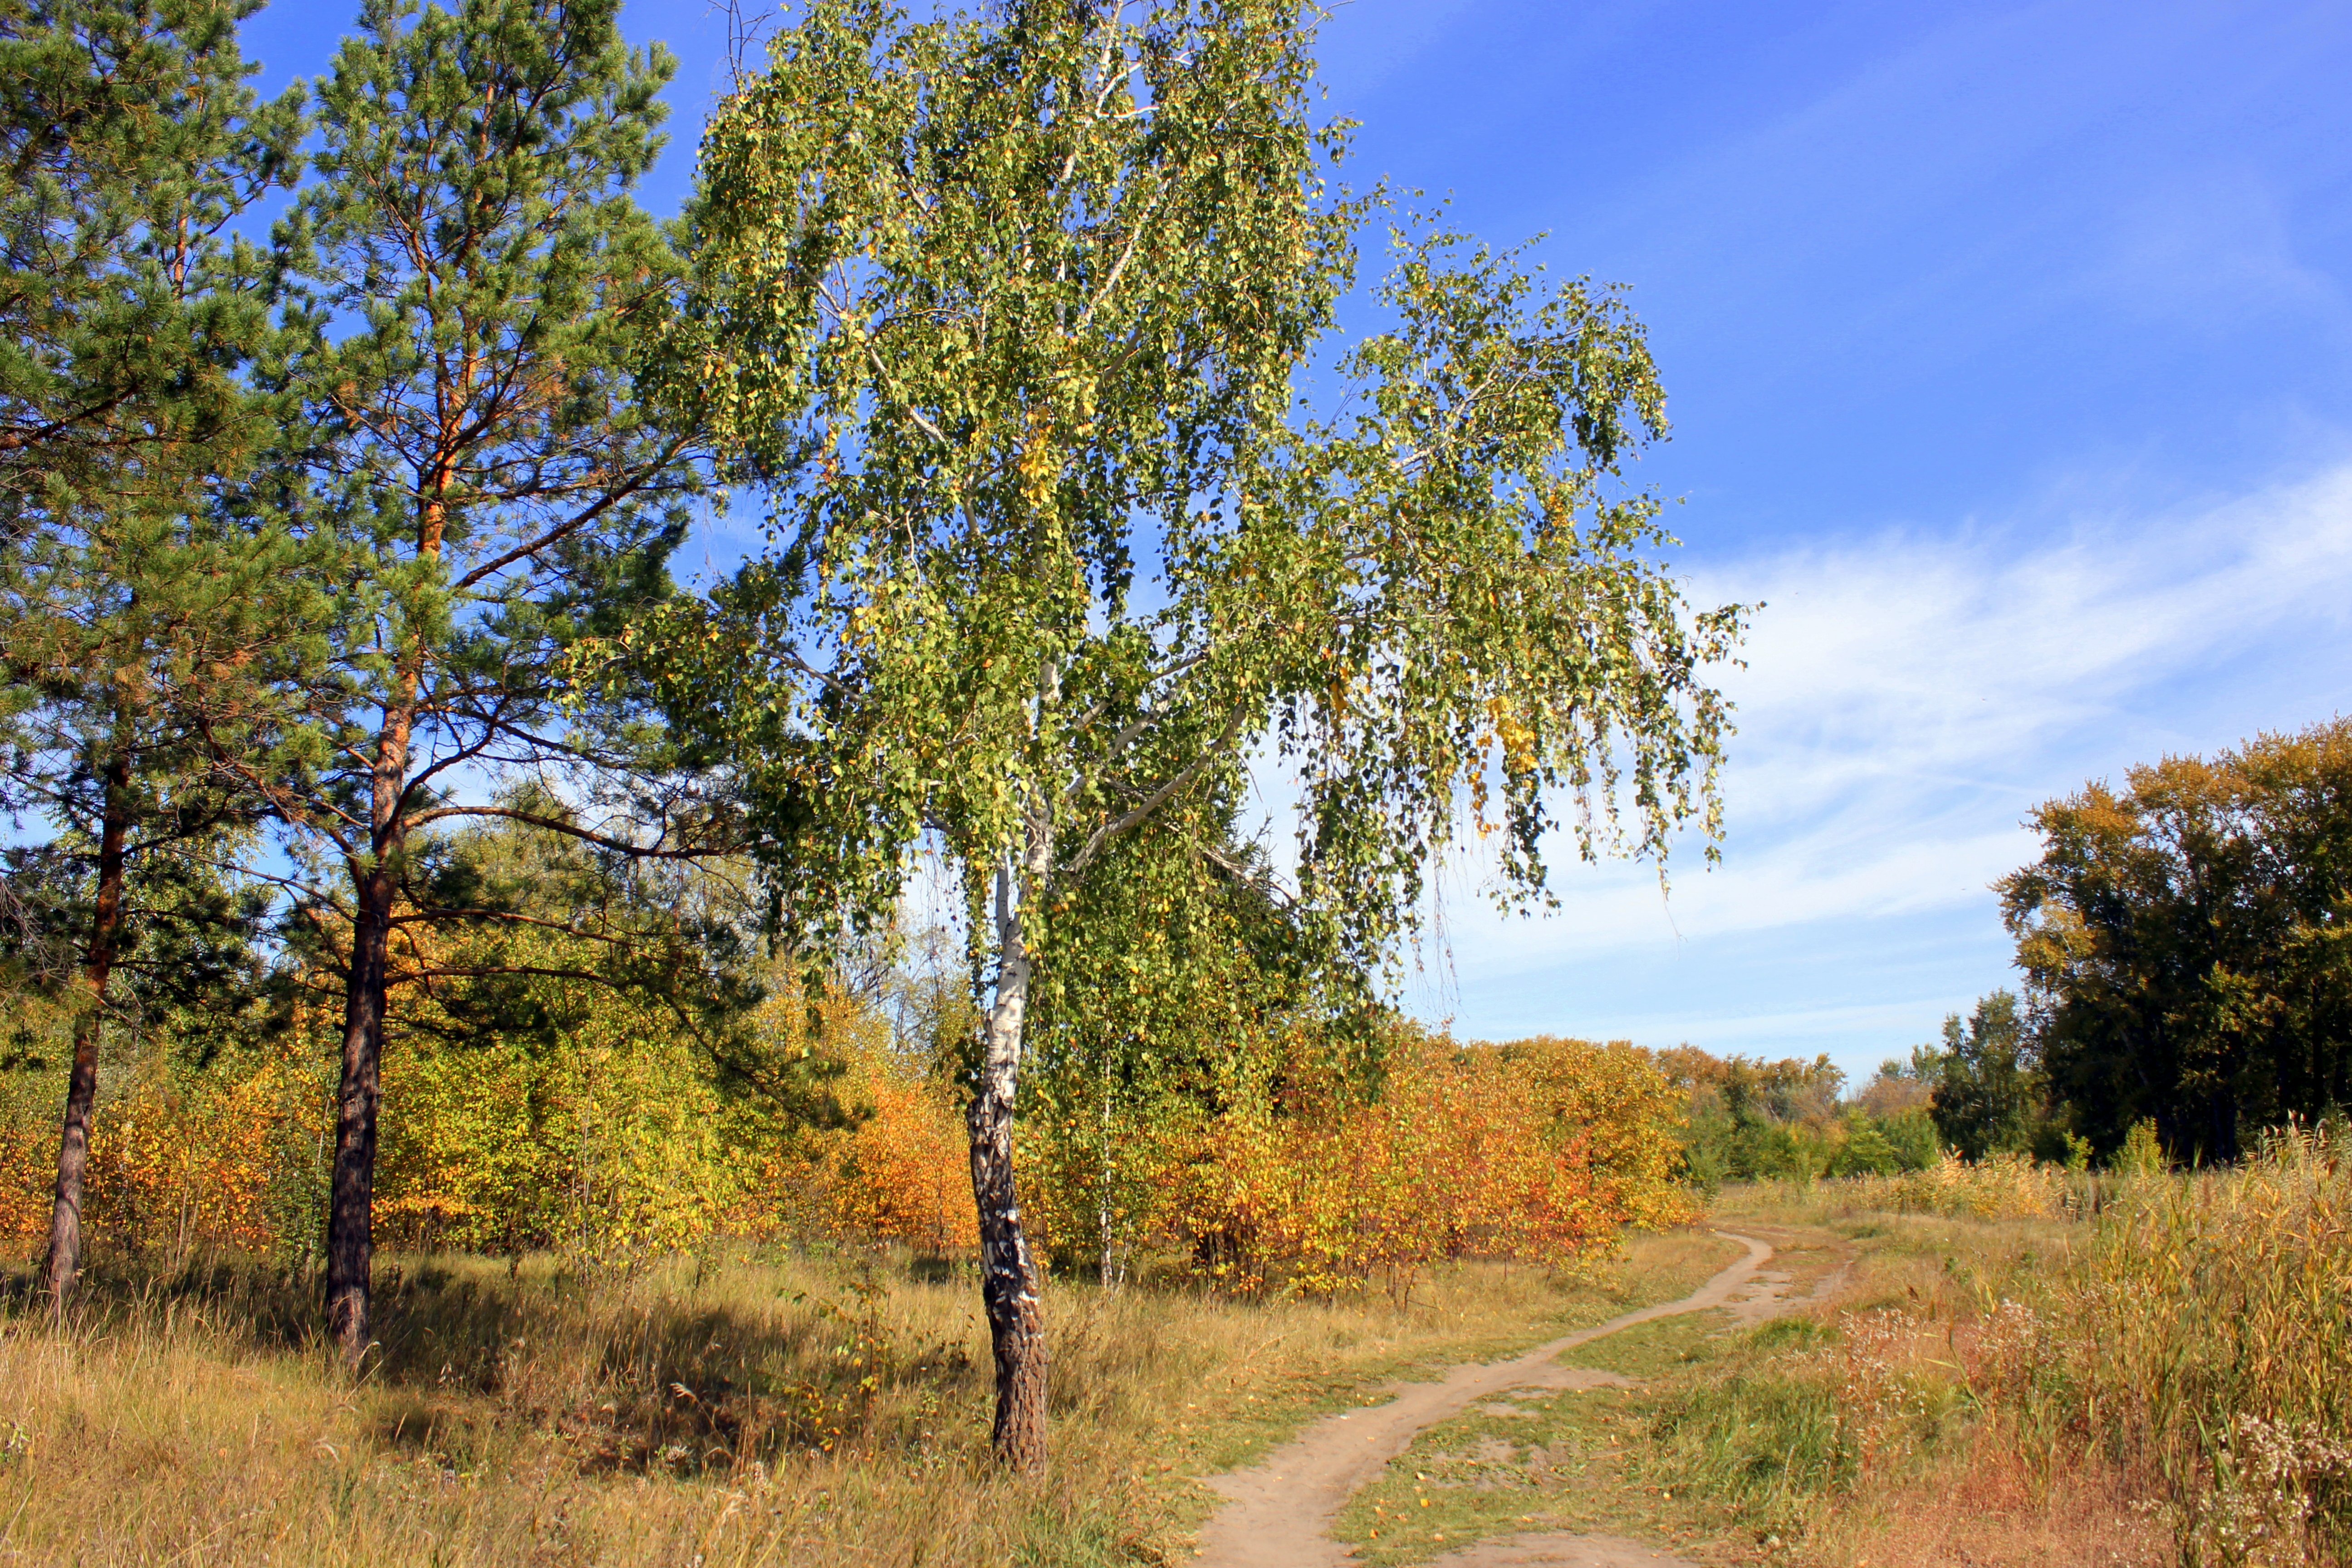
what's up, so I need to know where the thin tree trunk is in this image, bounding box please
[42,745,132,1309]
[325,688,414,1366]
[1098,1054,1118,1291]
[970,843,1050,1470]
[325,857,394,1362]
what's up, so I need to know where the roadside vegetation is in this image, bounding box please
[1333,1128,2351,1568]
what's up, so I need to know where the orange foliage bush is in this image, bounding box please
[1494,1035,1697,1230]
[733,996,977,1255]
[82,1061,291,1256]
[1164,1034,1682,1298]
[0,1047,318,1265]
[753,1058,977,1254]
[0,1118,49,1253]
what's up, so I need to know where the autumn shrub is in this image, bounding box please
[750,1029,977,1256]
[359,908,824,1264]
[0,1102,51,1249]
[1496,1035,1700,1229]
[4,985,1693,1294]
[83,1056,293,1256]
[374,1021,750,1262]
[0,990,74,1248]
[1162,1033,1692,1298]
[782,1025,1700,1296]
[0,1044,319,1265]
[0,964,865,1270]
[1017,1076,1187,1283]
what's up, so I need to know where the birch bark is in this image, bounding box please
[969,818,1054,1468]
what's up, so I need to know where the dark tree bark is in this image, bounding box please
[324,690,413,1367]
[969,853,1049,1470]
[42,743,131,1308]
[324,860,393,1362]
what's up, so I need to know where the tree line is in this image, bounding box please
[0,0,1742,1465]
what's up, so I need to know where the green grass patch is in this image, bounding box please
[1553,1308,1730,1379]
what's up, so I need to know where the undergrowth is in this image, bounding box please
[1342,1137,2352,1568]
[1675,1132,2352,1566]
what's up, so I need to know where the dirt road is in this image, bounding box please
[1192,1233,1786,1568]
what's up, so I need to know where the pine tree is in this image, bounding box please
[246,0,713,1362]
[0,0,299,505]
[0,0,304,1306]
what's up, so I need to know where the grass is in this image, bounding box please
[14,1137,2346,1568]
[1724,1132,2352,1565]
[1334,1136,2352,1568]
[1621,1206,2167,1567]
[0,1228,1737,1566]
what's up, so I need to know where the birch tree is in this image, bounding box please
[662,0,1743,1466]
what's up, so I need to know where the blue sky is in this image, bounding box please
[237,1,2352,1080]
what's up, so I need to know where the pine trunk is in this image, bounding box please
[42,746,131,1308]
[325,687,414,1367]
[325,861,393,1363]
[970,854,1049,1470]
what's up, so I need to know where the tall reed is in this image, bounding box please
[2061,1126,2352,1566]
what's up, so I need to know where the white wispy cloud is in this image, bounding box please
[1408,461,2352,1046]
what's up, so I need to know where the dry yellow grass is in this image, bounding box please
[1691,1129,2352,1568]
[27,1137,2341,1568]
[1727,1151,2085,1222]
[1683,1207,2166,1567]
[2061,1129,2352,1566]
[0,1230,1737,1566]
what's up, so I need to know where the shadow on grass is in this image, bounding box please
[0,1245,990,1477]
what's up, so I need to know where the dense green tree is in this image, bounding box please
[2002,719,2352,1162]
[1661,1047,1938,1184]
[237,0,716,1362]
[1921,990,2057,1161]
[0,0,304,1303]
[660,0,1741,1464]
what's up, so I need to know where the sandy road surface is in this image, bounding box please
[1192,1233,1785,1568]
